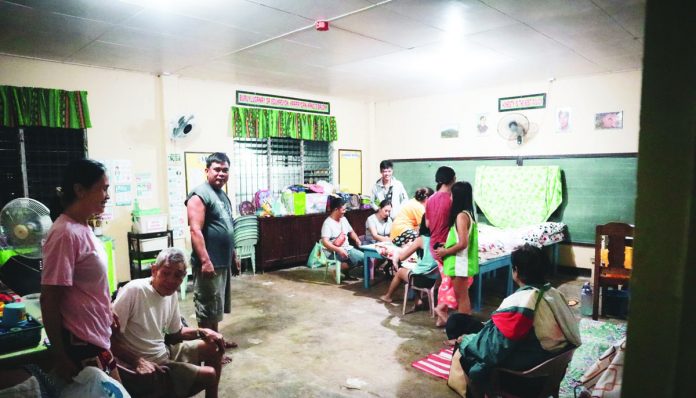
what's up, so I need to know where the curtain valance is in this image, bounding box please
[232,106,337,142]
[0,85,92,128]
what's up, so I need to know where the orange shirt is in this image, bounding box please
[390,199,425,239]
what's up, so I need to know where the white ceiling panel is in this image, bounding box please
[482,0,597,22]
[467,23,571,59]
[288,26,403,64]
[0,28,94,60]
[154,0,313,37]
[330,6,446,49]
[5,0,143,24]
[0,1,113,39]
[380,0,517,35]
[0,0,645,100]
[249,0,376,20]
[68,40,191,73]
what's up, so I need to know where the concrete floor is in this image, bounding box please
[180,266,592,398]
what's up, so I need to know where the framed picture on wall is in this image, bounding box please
[556,108,572,133]
[595,111,624,129]
[476,113,489,135]
[184,152,228,194]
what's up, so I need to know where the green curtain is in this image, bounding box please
[0,85,92,128]
[232,106,337,141]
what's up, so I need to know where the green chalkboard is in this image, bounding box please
[392,154,637,245]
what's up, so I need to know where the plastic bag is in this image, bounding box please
[307,242,328,268]
[60,367,130,398]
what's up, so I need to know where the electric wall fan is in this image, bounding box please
[0,198,52,295]
[171,115,195,139]
[497,113,530,145]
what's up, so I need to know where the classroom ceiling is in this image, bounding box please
[0,0,645,101]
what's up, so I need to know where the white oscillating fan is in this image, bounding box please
[171,115,195,139]
[0,198,52,295]
[497,113,530,145]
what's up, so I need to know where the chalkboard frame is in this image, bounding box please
[390,153,637,246]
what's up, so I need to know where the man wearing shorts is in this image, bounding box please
[112,248,224,398]
[186,152,239,350]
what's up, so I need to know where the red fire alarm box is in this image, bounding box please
[315,20,329,31]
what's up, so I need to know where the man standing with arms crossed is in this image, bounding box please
[186,152,239,361]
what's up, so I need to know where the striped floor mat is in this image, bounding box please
[410,347,454,380]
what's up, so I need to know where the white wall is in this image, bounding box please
[1,54,640,272]
[369,71,642,268]
[0,55,371,281]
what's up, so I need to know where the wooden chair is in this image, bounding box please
[592,222,634,320]
[487,347,577,398]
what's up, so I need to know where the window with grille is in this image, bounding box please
[0,127,86,210]
[232,137,332,204]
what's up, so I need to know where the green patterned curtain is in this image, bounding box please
[0,85,92,128]
[232,106,337,141]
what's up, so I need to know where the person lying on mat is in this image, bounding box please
[454,244,581,396]
[111,248,224,398]
[379,215,438,304]
[321,196,365,281]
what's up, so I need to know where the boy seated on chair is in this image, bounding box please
[450,244,582,396]
[111,247,224,398]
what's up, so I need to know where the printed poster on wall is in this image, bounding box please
[103,160,133,206]
[135,172,154,199]
[167,153,187,239]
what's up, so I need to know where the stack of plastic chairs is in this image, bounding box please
[233,215,259,275]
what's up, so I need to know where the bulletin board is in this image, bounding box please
[184,152,228,194]
[338,149,362,194]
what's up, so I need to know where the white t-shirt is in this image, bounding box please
[113,278,182,364]
[365,214,392,242]
[320,216,354,251]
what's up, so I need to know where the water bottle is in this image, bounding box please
[580,282,593,316]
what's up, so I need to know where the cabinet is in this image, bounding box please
[127,230,174,279]
[256,209,372,271]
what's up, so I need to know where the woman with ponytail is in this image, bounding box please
[41,159,122,384]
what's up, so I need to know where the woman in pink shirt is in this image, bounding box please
[41,159,121,383]
[425,166,457,327]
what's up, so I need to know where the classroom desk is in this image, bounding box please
[472,256,514,312]
[359,243,515,312]
[359,244,385,289]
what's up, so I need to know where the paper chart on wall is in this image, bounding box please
[103,160,133,206]
[135,172,154,199]
[167,153,187,239]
